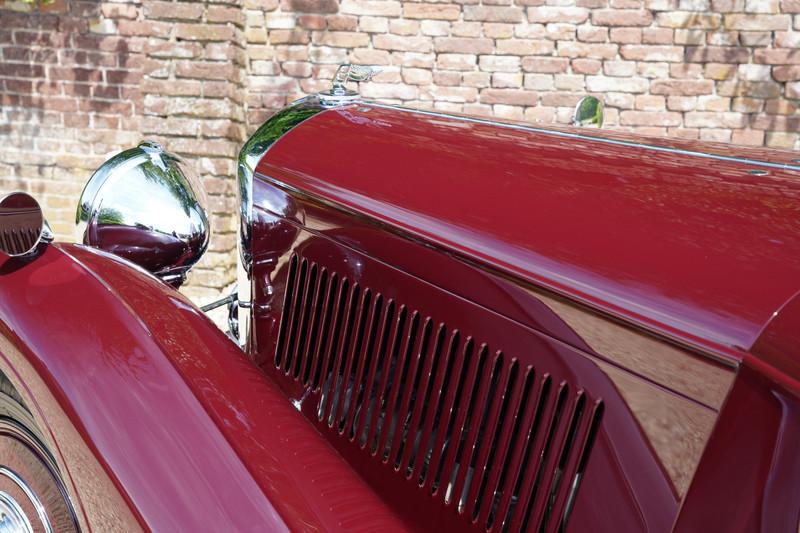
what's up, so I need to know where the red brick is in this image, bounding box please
[480,88,537,105]
[592,9,653,26]
[642,28,673,44]
[522,56,570,72]
[751,114,800,131]
[620,45,684,62]
[773,65,800,81]
[754,48,800,64]
[403,4,461,20]
[620,111,682,126]
[464,6,524,22]
[145,1,205,20]
[434,37,494,54]
[528,7,589,23]
[100,3,139,20]
[609,27,642,43]
[651,79,714,94]
[724,14,792,30]
[685,46,750,63]
[280,0,339,13]
[572,58,602,74]
[175,24,235,42]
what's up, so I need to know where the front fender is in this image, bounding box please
[0,243,408,532]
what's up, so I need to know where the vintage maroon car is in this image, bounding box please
[0,64,799,532]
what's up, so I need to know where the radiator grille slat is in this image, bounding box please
[275,254,604,532]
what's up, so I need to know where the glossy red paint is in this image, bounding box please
[253,226,679,532]
[0,243,411,532]
[84,224,205,285]
[246,101,800,533]
[257,104,800,356]
[673,363,800,532]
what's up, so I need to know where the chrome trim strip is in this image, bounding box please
[366,102,800,172]
[235,95,329,349]
[0,467,52,533]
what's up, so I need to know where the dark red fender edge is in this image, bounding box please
[0,243,410,532]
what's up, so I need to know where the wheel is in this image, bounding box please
[0,373,79,533]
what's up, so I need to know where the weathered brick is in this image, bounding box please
[586,75,650,92]
[402,67,433,85]
[651,79,714,94]
[685,111,748,127]
[327,15,358,30]
[621,45,684,62]
[496,39,554,55]
[492,72,524,88]
[420,20,450,36]
[557,42,619,58]
[281,0,339,13]
[375,34,432,52]
[697,95,731,111]
[610,27,642,43]
[403,4,461,20]
[635,94,666,110]
[739,32,773,47]
[313,31,370,47]
[685,46,750,63]
[436,53,477,70]
[483,23,515,39]
[523,56,571,72]
[620,111,682,126]
[572,58,602,73]
[577,25,609,42]
[480,88,537,105]
[146,1,204,21]
[528,7,589,23]
[670,63,703,78]
[642,28,672,44]
[479,55,521,72]
[731,129,765,146]
[773,65,800,81]
[724,14,791,30]
[674,29,705,45]
[732,97,764,112]
[464,6,524,22]
[176,24,235,42]
[339,0,401,16]
[463,72,491,88]
[656,12,721,28]
[592,9,653,26]
[604,60,637,76]
[754,48,800,64]
[434,37,494,54]
[524,73,555,90]
[704,63,736,79]
[751,114,800,131]
[765,99,797,114]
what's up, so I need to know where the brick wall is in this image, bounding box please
[1,0,799,307]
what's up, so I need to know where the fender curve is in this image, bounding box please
[0,243,410,532]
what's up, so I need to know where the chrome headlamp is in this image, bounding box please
[76,141,210,287]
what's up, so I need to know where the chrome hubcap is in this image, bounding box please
[0,467,51,533]
[0,490,33,533]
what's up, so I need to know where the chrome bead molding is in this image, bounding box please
[0,467,52,533]
[236,95,328,348]
[367,102,800,173]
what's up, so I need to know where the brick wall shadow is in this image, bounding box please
[0,1,142,239]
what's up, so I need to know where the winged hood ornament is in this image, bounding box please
[318,63,381,106]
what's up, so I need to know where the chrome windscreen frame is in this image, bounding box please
[235,95,328,350]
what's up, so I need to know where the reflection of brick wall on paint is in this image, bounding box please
[1,0,799,309]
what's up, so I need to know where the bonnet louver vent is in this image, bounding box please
[275,254,603,532]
